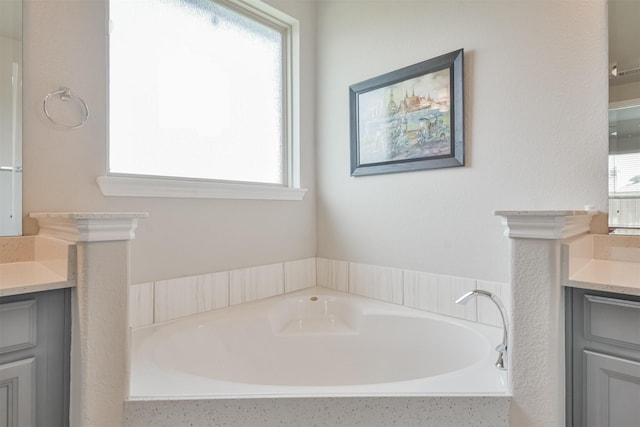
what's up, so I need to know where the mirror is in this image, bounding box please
[608,0,640,234]
[0,0,22,236]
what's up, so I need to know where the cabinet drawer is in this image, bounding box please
[0,300,37,354]
[584,295,640,351]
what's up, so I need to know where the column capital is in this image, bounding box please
[494,210,596,240]
[30,212,148,242]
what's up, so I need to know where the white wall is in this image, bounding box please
[315,0,609,283]
[21,0,609,285]
[21,0,317,284]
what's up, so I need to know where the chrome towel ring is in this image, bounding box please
[43,87,89,129]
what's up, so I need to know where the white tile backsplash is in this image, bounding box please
[230,263,285,305]
[349,262,403,304]
[436,275,477,321]
[403,270,477,321]
[403,270,435,312]
[131,257,507,330]
[284,258,316,293]
[129,282,154,328]
[155,272,229,323]
[316,258,349,292]
[209,272,231,309]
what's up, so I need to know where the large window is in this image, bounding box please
[108,0,297,191]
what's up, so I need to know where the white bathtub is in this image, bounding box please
[129,287,508,399]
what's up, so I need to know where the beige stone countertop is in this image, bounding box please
[0,261,75,297]
[563,233,640,297]
[566,259,640,297]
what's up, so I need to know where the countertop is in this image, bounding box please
[0,261,75,297]
[0,235,76,297]
[566,259,640,296]
[564,234,640,297]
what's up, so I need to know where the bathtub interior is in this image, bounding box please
[268,293,363,335]
[130,287,508,398]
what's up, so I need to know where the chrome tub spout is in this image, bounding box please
[455,290,509,370]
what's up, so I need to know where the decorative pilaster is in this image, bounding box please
[494,210,595,427]
[30,212,147,427]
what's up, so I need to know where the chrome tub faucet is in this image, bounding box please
[455,290,509,370]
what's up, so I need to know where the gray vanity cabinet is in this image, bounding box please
[0,289,71,427]
[566,288,640,427]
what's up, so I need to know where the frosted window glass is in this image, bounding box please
[109,0,285,184]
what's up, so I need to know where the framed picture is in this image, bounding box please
[349,49,464,176]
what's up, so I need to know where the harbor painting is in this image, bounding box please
[357,69,451,164]
[350,49,464,176]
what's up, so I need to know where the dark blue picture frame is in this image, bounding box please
[349,49,464,176]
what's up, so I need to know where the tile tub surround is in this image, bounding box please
[403,270,477,322]
[155,272,229,323]
[129,259,318,328]
[129,257,510,330]
[323,259,510,329]
[230,263,285,305]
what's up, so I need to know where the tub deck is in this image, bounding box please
[125,395,512,427]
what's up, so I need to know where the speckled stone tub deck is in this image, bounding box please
[124,396,511,427]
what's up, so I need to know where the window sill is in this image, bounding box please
[609,193,640,199]
[96,176,307,201]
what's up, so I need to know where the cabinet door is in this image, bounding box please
[0,358,35,427]
[585,351,640,427]
[0,289,71,426]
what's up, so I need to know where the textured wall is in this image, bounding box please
[509,237,565,426]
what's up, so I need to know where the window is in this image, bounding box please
[609,152,640,196]
[608,103,640,231]
[103,0,304,199]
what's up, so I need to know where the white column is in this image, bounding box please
[494,210,595,427]
[30,212,147,427]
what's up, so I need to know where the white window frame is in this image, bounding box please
[98,0,306,201]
